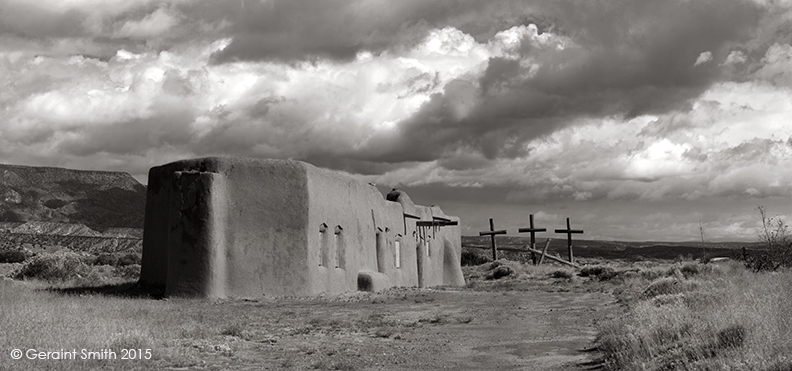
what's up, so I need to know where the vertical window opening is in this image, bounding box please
[319,223,328,267]
[334,225,344,269]
[394,240,401,269]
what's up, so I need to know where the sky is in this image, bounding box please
[2,0,792,242]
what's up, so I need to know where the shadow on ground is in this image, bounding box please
[46,282,164,299]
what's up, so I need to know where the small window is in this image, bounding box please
[394,240,401,269]
[334,225,344,269]
[376,231,384,273]
[319,223,328,267]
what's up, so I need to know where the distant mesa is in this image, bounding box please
[0,163,147,230]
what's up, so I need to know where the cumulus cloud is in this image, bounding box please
[694,51,713,66]
[723,50,747,65]
[349,0,766,165]
[754,43,792,86]
[114,7,180,39]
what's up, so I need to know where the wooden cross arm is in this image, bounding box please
[417,221,458,227]
[518,227,546,233]
[554,229,584,234]
[479,230,507,236]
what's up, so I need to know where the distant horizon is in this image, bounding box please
[461,234,766,244]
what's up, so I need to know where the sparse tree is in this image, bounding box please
[747,206,792,271]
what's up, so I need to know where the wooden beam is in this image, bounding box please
[523,243,581,269]
[416,220,458,227]
[538,238,551,266]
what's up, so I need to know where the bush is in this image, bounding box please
[551,270,573,279]
[461,251,489,266]
[80,255,98,265]
[642,277,695,299]
[118,253,141,266]
[0,249,29,263]
[485,265,514,280]
[747,206,792,271]
[13,251,90,281]
[680,262,699,276]
[716,324,747,350]
[580,265,617,281]
[94,253,118,266]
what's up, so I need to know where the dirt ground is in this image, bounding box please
[162,268,620,371]
[1,260,621,370]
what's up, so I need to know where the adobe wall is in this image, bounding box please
[139,157,465,298]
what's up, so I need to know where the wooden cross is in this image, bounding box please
[554,218,583,263]
[518,214,546,265]
[479,218,506,261]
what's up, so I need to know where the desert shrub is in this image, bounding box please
[551,269,573,279]
[680,262,700,277]
[116,264,140,279]
[118,252,141,266]
[716,324,747,350]
[13,251,90,281]
[651,293,685,307]
[220,322,245,337]
[94,253,118,266]
[485,265,514,280]
[461,251,489,266]
[642,277,697,299]
[0,249,28,263]
[747,206,792,271]
[80,255,98,265]
[638,267,668,281]
[674,254,695,263]
[580,265,617,281]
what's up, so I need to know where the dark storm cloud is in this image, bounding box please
[0,2,86,38]
[355,0,764,165]
[56,108,196,157]
[202,0,542,63]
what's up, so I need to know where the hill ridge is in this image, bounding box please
[0,163,146,229]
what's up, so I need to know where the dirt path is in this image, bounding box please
[169,283,619,371]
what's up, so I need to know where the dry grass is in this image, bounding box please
[0,277,479,370]
[0,279,260,370]
[5,251,791,370]
[596,260,792,370]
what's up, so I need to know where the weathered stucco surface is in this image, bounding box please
[140,157,464,298]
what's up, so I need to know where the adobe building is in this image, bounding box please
[139,157,465,298]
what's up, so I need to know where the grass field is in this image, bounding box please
[595,260,792,370]
[1,236,790,370]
